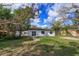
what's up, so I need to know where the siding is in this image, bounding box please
[21,31,28,36]
[28,30,55,36]
[16,30,55,36]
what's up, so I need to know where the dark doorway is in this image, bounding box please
[32,31,36,36]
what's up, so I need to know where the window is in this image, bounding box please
[50,31,52,34]
[32,31,36,36]
[41,31,45,34]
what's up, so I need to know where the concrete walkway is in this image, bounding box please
[61,37,79,40]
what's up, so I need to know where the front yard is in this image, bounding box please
[0,36,79,56]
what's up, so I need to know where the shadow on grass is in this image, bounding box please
[25,42,79,56]
[0,36,33,49]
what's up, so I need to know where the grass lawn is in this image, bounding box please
[31,36,79,56]
[0,37,34,56]
[0,36,79,56]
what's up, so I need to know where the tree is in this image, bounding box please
[51,4,79,36]
[73,10,79,25]
[72,7,79,30]
[0,4,15,38]
[0,5,13,20]
[14,6,35,37]
[52,20,62,36]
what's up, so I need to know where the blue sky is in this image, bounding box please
[30,3,76,28]
[5,3,79,28]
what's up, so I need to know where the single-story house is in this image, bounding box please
[15,28,55,37]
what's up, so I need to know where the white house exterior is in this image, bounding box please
[15,28,55,37]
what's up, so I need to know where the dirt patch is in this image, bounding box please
[61,37,79,40]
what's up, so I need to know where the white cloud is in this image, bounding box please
[31,18,40,26]
[33,4,39,9]
[69,8,77,12]
[52,3,64,11]
[33,18,40,23]
[3,3,33,10]
[44,17,53,24]
[55,17,63,21]
[39,10,42,14]
[48,10,58,17]
[41,25,47,28]
[37,24,47,28]
[44,19,47,23]
[64,3,73,8]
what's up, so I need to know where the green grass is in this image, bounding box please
[0,37,33,49]
[0,36,79,56]
[38,36,79,46]
[0,37,34,56]
[31,36,79,56]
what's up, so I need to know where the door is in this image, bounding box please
[32,31,36,36]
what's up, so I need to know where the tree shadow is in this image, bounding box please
[0,36,33,49]
[54,45,77,56]
[25,42,79,56]
[0,36,35,56]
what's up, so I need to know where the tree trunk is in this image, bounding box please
[19,24,22,37]
[55,28,60,36]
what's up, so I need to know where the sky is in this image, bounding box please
[30,3,77,28]
[4,3,79,28]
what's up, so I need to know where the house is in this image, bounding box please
[15,28,55,37]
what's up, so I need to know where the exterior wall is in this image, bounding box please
[21,31,28,36]
[46,31,55,36]
[28,30,55,36]
[16,30,55,37]
[37,30,46,36]
[28,30,46,36]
